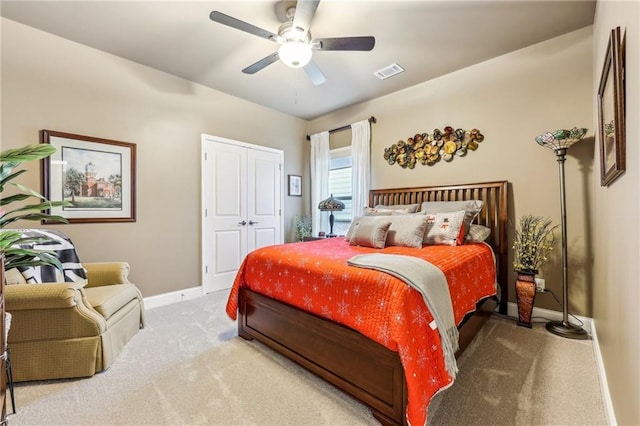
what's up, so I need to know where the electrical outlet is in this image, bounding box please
[535,278,545,292]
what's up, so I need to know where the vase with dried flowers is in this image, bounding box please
[512,215,558,327]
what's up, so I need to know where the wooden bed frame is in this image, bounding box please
[237,181,508,425]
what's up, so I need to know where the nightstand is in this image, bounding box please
[302,236,324,242]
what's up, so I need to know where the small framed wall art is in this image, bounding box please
[41,130,137,223]
[288,174,302,197]
[597,26,626,187]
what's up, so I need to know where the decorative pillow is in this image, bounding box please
[12,229,88,285]
[348,217,392,249]
[385,215,429,248]
[345,217,360,241]
[374,203,420,214]
[465,224,491,243]
[363,207,410,216]
[420,200,484,237]
[423,210,466,246]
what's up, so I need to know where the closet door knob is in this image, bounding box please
[238,220,247,226]
[249,220,259,225]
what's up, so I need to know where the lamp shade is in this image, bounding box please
[278,41,312,68]
[535,127,587,151]
[318,194,345,211]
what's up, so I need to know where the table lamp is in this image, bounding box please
[318,194,345,237]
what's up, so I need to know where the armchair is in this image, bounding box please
[5,261,145,382]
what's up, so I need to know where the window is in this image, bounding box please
[328,147,352,236]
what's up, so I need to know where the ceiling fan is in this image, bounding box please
[209,0,375,86]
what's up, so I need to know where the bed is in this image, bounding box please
[226,180,508,425]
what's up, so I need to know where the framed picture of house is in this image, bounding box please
[288,174,302,197]
[597,26,626,187]
[41,130,136,223]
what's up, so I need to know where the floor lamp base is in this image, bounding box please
[545,320,589,340]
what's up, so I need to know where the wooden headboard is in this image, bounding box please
[369,180,509,314]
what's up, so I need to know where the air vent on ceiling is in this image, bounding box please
[374,63,405,80]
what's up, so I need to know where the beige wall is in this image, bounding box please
[592,2,639,425]
[1,18,308,297]
[309,27,594,316]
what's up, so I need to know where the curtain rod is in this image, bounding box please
[305,116,377,141]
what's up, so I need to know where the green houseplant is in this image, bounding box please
[294,215,312,242]
[0,144,71,271]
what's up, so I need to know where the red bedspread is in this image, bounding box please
[226,238,497,426]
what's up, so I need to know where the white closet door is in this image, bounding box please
[247,149,281,251]
[202,134,283,294]
[202,141,248,293]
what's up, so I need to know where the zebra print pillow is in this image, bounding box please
[13,229,87,285]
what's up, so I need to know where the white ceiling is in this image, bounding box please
[1,1,596,120]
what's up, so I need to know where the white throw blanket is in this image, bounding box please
[347,253,459,378]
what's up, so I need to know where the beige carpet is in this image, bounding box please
[427,316,606,425]
[9,290,606,425]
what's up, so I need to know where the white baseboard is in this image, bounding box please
[506,301,592,334]
[591,321,618,426]
[143,286,204,310]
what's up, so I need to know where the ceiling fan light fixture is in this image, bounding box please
[278,41,312,68]
[209,2,375,82]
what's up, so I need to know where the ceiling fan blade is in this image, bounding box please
[314,36,375,51]
[292,0,320,33]
[210,11,278,42]
[242,52,280,74]
[303,60,327,86]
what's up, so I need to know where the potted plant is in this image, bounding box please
[0,144,71,273]
[512,215,558,327]
[294,215,312,242]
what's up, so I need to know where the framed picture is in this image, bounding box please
[41,130,137,223]
[597,26,626,187]
[288,174,302,197]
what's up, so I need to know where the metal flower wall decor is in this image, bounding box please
[383,126,484,168]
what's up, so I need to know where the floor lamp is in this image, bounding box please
[535,127,588,340]
[318,194,345,237]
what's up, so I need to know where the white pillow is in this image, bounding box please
[421,200,484,237]
[423,210,466,246]
[465,224,491,243]
[347,215,429,248]
[385,215,429,248]
[345,216,364,241]
[374,203,420,213]
[363,207,410,216]
[348,218,392,249]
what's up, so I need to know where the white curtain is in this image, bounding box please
[310,131,330,236]
[350,120,371,220]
